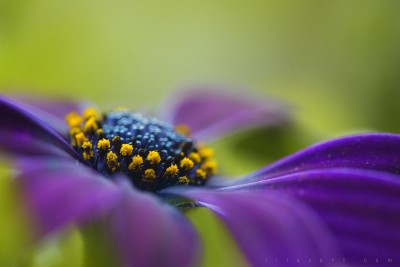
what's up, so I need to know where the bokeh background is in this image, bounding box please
[1,1,400,266]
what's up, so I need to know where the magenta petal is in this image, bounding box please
[109,185,200,267]
[158,87,290,141]
[173,188,340,267]
[16,158,120,235]
[221,168,400,265]
[230,133,400,185]
[0,96,80,159]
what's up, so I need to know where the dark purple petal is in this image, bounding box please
[220,168,400,266]
[16,158,121,235]
[158,87,290,141]
[109,181,200,267]
[229,133,400,185]
[168,188,341,267]
[0,96,80,159]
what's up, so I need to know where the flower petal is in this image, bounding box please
[158,87,290,141]
[228,133,400,185]
[0,96,80,159]
[221,168,400,265]
[109,183,200,267]
[16,158,120,236]
[170,188,341,267]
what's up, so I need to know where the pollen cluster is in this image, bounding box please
[65,108,217,192]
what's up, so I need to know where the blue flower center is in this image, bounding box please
[65,108,216,192]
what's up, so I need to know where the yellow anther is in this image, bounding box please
[107,151,120,173]
[198,146,214,159]
[147,151,161,165]
[143,169,156,181]
[83,107,98,120]
[96,129,103,135]
[112,136,121,143]
[97,138,110,150]
[180,157,194,171]
[69,127,81,146]
[129,155,143,171]
[196,169,207,180]
[175,124,191,137]
[75,132,87,147]
[82,141,93,160]
[178,176,190,185]
[201,160,217,175]
[188,152,201,163]
[83,117,98,133]
[165,164,179,176]
[65,112,82,128]
[120,144,134,157]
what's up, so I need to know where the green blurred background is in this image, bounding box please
[1,1,400,266]
[1,0,400,135]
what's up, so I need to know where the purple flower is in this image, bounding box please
[1,90,400,267]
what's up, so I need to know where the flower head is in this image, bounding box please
[1,88,400,267]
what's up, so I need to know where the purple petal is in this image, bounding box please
[0,96,80,159]
[109,183,200,267]
[158,87,290,141]
[170,188,341,267]
[230,133,400,185]
[8,94,91,132]
[16,158,121,236]
[221,168,400,265]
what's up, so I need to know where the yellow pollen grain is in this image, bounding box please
[143,169,156,181]
[65,112,82,128]
[97,139,110,150]
[198,146,214,159]
[107,151,119,172]
[83,117,98,133]
[196,169,207,180]
[120,144,134,157]
[75,132,87,147]
[129,155,143,171]
[175,124,191,137]
[83,107,98,120]
[165,164,179,176]
[201,160,217,175]
[147,151,161,165]
[178,176,190,185]
[188,152,201,163]
[180,157,194,171]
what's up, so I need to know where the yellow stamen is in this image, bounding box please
[180,157,194,171]
[147,151,161,165]
[97,138,111,150]
[75,132,87,147]
[107,151,120,173]
[196,169,207,180]
[96,129,103,135]
[83,117,98,133]
[82,141,94,160]
[165,164,179,176]
[143,169,156,181]
[175,124,191,137]
[198,146,214,159]
[201,160,217,175]
[178,176,190,185]
[83,107,98,120]
[65,112,82,128]
[188,152,201,163]
[128,155,143,171]
[120,144,134,157]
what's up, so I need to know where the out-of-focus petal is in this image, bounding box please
[158,87,290,141]
[168,188,340,267]
[221,168,400,266]
[16,158,121,236]
[0,96,80,159]
[228,133,400,185]
[109,181,200,267]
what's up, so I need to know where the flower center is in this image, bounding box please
[65,107,217,192]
